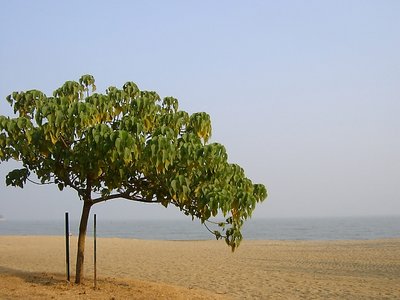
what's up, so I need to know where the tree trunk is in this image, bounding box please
[75,200,92,284]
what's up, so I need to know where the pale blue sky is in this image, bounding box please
[1,1,399,220]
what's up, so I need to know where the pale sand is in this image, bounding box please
[0,236,399,299]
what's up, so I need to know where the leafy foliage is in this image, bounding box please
[0,75,267,250]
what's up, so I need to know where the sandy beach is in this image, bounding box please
[0,236,399,299]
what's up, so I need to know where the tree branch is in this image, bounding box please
[204,222,227,240]
[86,175,92,200]
[27,178,55,185]
[61,174,84,196]
[92,193,161,205]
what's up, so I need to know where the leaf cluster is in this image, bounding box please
[0,75,267,250]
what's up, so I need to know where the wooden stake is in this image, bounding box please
[94,213,97,289]
[65,212,70,282]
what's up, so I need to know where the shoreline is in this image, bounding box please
[1,216,399,241]
[2,233,400,243]
[1,236,399,299]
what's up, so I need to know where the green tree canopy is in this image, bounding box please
[0,75,267,283]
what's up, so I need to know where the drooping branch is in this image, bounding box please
[91,192,161,205]
[27,178,55,185]
[204,221,226,240]
[92,193,126,204]
[206,219,229,226]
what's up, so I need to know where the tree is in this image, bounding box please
[0,75,267,283]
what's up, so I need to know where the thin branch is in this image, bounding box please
[27,178,55,185]
[126,197,161,204]
[206,219,228,226]
[92,193,124,204]
[59,135,69,148]
[61,175,84,195]
[204,222,228,240]
[70,174,79,185]
[203,222,215,235]
[92,193,161,205]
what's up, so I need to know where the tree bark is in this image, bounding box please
[75,200,92,284]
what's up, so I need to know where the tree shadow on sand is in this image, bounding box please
[0,266,67,286]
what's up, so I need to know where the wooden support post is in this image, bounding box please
[65,212,70,282]
[94,213,97,289]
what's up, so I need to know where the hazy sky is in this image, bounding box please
[1,1,399,221]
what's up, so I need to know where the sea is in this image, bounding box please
[0,215,399,241]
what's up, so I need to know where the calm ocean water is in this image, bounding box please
[0,216,399,241]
